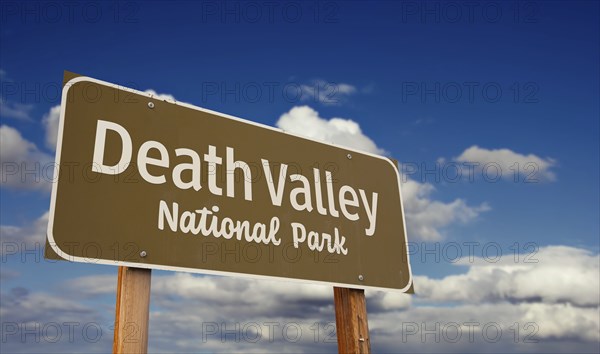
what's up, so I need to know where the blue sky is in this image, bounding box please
[1,1,599,353]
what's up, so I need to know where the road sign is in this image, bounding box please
[46,74,413,292]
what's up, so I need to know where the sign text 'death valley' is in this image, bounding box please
[47,76,413,291]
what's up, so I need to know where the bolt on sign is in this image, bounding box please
[46,73,413,292]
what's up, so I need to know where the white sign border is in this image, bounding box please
[47,76,414,293]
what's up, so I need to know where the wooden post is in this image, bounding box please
[334,287,371,354]
[113,266,152,354]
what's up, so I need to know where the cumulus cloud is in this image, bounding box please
[400,179,490,241]
[0,126,36,162]
[0,288,98,324]
[0,286,113,353]
[2,235,598,353]
[368,290,412,311]
[59,272,337,353]
[136,273,333,320]
[370,302,599,352]
[0,212,48,255]
[370,245,600,351]
[416,245,600,307]
[276,106,385,155]
[144,89,176,102]
[455,146,557,182]
[299,80,357,106]
[0,98,34,121]
[0,125,53,192]
[63,274,116,298]
[42,104,61,150]
[51,244,600,352]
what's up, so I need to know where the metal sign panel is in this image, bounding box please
[46,74,413,292]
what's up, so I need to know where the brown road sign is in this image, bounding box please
[46,74,413,292]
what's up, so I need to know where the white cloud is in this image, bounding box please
[0,125,36,161]
[0,212,48,254]
[299,80,357,106]
[455,145,557,182]
[63,272,407,352]
[42,104,61,150]
[0,286,113,353]
[0,288,94,322]
[151,273,334,322]
[59,244,599,352]
[370,245,600,350]
[3,219,598,353]
[368,290,412,311]
[0,125,53,192]
[63,274,116,298]
[276,106,385,155]
[401,179,490,241]
[370,302,599,352]
[0,98,34,121]
[416,245,600,307]
[144,89,176,102]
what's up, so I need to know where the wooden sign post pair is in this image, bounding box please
[112,267,370,353]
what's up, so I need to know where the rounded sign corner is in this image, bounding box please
[45,231,76,262]
[400,274,414,293]
[63,75,93,90]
